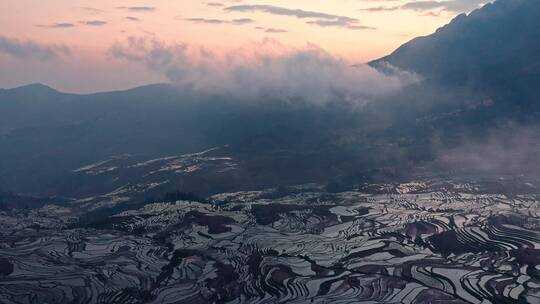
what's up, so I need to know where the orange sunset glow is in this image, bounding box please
[0,0,489,92]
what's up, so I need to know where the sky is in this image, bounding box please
[0,0,490,93]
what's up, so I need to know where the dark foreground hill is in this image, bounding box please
[2,0,540,199]
[1,83,413,196]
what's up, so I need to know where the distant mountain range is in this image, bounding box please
[0,83,382,196]
[2,0,540,199]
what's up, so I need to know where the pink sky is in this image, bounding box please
[0,0,490,93]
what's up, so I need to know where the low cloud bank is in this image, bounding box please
[0,36,70,61]
[435,125,540,176]
[109,36,418,105]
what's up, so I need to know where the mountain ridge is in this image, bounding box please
[370,0,540,107]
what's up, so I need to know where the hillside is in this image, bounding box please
[371,0,540,106]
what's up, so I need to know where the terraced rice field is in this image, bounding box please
[1,180,540,303]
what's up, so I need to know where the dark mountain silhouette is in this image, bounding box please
[1,84,390,196]
[371,0,540,107]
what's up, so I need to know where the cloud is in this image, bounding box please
[264,28,288,33]
[232,18,254,25]
[423,11,443,17]
[109,36,418,104]
[125,16,140,22]
[39,23,75,28]
[206,2,225,7]
[402,1,444,11]
[306,19,375,30]
[254,26,288,33]
[187,18,226,24]
[40,20,108,28]
[225,4,374,30]
[226,4,354,20]
[186,17,254,25]
[359,6,400,12]
[360,0,490,14]
[0,36,70,61]
[402,0,490,13]
[435,125,540,176]
[80,20,107,26]
[117,6,156,12]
